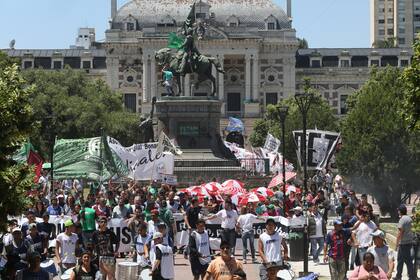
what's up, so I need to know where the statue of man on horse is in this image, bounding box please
[155,2,224,97]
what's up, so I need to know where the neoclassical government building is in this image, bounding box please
[4,0,414,135]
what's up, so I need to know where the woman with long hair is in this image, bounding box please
[348,252,387,280]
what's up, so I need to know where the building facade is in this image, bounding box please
[3,0,414,137]
[370,0,420,47]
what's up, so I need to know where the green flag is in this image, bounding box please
[167,32,184,49]
[53,137,128,181]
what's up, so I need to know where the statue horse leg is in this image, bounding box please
[208,64,216,97]
[175,74,182,96]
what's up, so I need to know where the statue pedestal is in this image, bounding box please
[155,97,222,149]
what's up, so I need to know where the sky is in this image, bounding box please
[0,0,370,50]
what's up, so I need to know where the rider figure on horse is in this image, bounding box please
[178,27,201,75]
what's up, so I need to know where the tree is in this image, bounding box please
[401,37,420,131]
[23,68,139,159]
[0,55,35,230]
[337,67,420,219]
[249,93,339,166]
[372,37,397,48]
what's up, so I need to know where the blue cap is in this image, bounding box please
[333,219,343,225]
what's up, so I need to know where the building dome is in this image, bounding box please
[114,0,290,29]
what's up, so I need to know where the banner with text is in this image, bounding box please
[107,137,174,181]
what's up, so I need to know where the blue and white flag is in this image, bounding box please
[225,117,244,133]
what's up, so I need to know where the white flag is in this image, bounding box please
[264,133,281,152]
[157,132,183,155]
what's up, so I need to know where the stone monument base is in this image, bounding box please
[155,96,222,150]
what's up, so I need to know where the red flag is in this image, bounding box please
[27,150,43,182]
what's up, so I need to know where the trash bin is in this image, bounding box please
[288,226,305,261]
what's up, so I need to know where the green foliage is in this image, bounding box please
[401,38,420,131]
[413,203,420,234]
[372,37,397,48]
[23,68,140,158]
[0,55,35,230]
[337,67,420,219]
[249,91,339,166]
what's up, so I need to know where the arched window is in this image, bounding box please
[265,15,278,30]
[226,15,239,27]
[124,14,137,31]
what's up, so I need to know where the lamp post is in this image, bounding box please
[43,114,55,194]
[276,105,289,202]
[295,83,314,276]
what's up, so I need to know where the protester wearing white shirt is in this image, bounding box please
[205,199,238,255]
[367,230,396,279]
[236,206,264,263]
[55,220,79,272]
[352,212,377,262]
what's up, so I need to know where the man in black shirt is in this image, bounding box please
[16,251,49,280]
[92,217,119,280]
[185,198,201,230]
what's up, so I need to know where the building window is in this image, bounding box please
[370,59,380,66]
[400,59,409,67]
[196,13,206,19]
[267,22,276,30]
[398,38,406,45]
[126,22,135,31]
[311,60,321,68]
[379,29,385,35]
[23,61,33,69]
[399,28,405,34]
[378,19,385,24]
[227,92,241,111]
[340,60,350,67]
[387,18,393,23]
[387,28,394,35]
[340,95,348,115]
[265,92,278,106]
[53,61,62,69]
[82,61,91,69]
[229,22,237,27]
[124,94,137,112]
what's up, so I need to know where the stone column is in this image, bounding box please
[245,54,251,101]
[218,54,225,102]
[150,55,157,98]
[184,74,191,96]
[251,54,259,101]
[142,54,149,103]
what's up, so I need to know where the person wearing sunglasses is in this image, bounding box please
[92,216,119,280]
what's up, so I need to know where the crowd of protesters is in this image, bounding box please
[0,168,418,280]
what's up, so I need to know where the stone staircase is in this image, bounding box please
[174,149,245,184]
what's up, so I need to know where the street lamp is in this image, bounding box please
[295,84,314,276]
[276,105,289,206]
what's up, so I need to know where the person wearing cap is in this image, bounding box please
[205,199,239,256]
[158,200,176,245]
[258,218,288,280]
[25,223,47,261]
[56,219,79,272]
[204,240,246,280]
[266,204,277,217]
[148,209,163,237]
[367,230,396,279]
[15,251,50,280]
[92,217,119,280]
[69,249,98,280]
[46,196,63,216]
[351,211,377,263]
[149,231,175,280]
[323,219,352,280]
[336,193,350,217]
[4,227,29,278]
[394,204,416,280]
[308,202,327,265]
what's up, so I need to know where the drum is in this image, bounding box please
[276,268,295,280]
[139,268,152,280]
[118,261,139,280]
[40,259,58,276]
[60,268,73,280]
